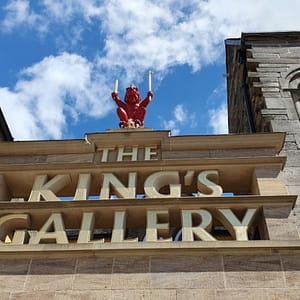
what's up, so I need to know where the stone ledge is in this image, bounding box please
[1,240,300,258]
[0,195,296,219]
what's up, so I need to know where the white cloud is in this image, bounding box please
[3,1,300,61]
[3,0,300,78]
[2,0,300,139]
[1,0,103,34]
[0,53,113,140]
[163,104,194,135]
[41,0,103,22]
[209,103,228,134]
[174,105,187,123]
[95,0,300,82]
[2,0,42,31]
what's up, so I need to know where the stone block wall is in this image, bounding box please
[225,40,251,133]
[226,32,300,228]
[1,254,300,299]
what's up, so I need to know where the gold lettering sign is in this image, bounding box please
[26,170,223,202]
[0,133,293,253]
[1,207,260,245]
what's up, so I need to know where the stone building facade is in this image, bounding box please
[0,129,299,299]
[0,32,299,299]
[226,31,300,228]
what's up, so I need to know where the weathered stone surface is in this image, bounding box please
[253,82,279,88]
[281,150,300,166]
[29,258,76,275]
[284,133,296,142]
[11,291,57,300]
[264,98,286,109]
[177,289,215,300]
[55,291,112,300]
[24,258,76,292]
[74,257,113,290]
[0,156,47,164]
[295,133,300,148]
[223,255,284,288]
[265,218,300,240]
[262,92,282,98]
[111,256,150,290]
[151,272,224,289]
[259,63,290,68]
[261,109,288,115]
[25,275,74,292]
[283,167,300,185]
[77,257,113,274]
[112,273,150,290]
[252,52,280,58]
[271,120,300,133]
[0,259,30,275]
[0,275,26,293]
[217,288,300,300]
[287,185,300,195]
[262,87,280,92]
[46,153,94,164]
[74,274,112,291]
[284,98,299,120]
[281,255,300,288]
[266,289,300,300]
[210,148,276,158]
[251,47,295,54]
[282,91,294,98]
[113,256,149,274]
[0,254,299,299]
[283,141,298,150]
[149,289,177,300]
[243,37,300,220]
[150,256,224,289]
[215,289,269,300]
[248,72,281,78]
[248,58,300,64]
[0,293,11,300]
[260,78,282,83]
[111,290,148,300]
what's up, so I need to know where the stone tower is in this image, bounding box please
[226,32,300,227]
[0,108,13,141]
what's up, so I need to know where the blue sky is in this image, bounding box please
[0,0,300,140]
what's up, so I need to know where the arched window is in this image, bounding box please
[292,90,300,119]
[281,66,300,119]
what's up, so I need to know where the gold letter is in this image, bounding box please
[100,172,137,199]
[181,209,216,241]
[30,213,68,244]
[197,170,223,197]
[145,210,172,242]
[117,146,138,161]
[77,212,104,243]
[216,208,258,241]
[144,171,181,198]
[28,174,71,202]
[111,211,138,242]
[74,174,91,200]
[144,146,158,160]
[98,147,115,162]
[0,214,30,244]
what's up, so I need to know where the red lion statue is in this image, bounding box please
[111,84,153,128]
